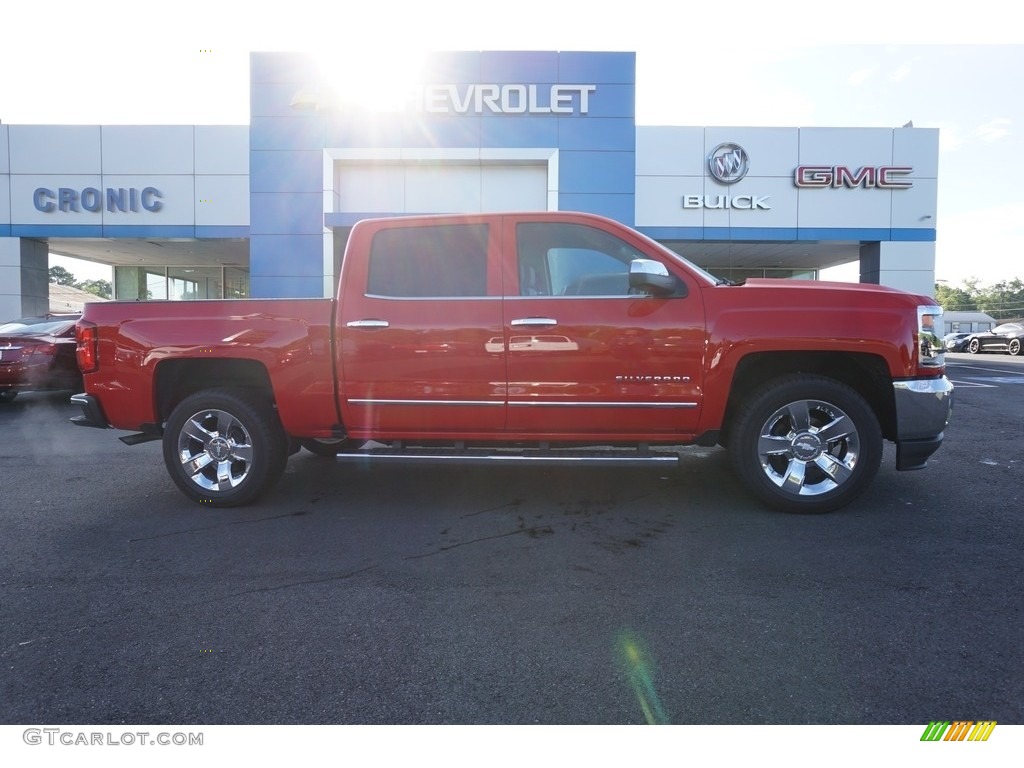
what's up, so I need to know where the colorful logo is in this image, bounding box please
[920,721,997,741]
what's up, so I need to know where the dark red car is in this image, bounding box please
[0,314,82,403]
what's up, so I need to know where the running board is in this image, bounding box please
[331,446,680,467]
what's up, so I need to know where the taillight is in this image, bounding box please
[76,321,98,373]
[28,342,58,357]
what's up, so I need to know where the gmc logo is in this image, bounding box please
[794,166,913,189]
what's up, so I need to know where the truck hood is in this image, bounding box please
[724,278,934,308]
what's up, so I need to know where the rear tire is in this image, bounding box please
[0,391,17,404]
[729,375,882,514]
[162,389,287,507]
[1009,339,1022,356]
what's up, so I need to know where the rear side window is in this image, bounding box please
[367,224,489,298]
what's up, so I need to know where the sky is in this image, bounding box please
[4,1,1022,288]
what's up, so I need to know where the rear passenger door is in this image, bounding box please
[338,218,507,438]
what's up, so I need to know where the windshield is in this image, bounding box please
[631,231,727,286]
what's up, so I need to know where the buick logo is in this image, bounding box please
[708,143,749,184]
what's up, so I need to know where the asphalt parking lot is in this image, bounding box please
[1,353,1021,725]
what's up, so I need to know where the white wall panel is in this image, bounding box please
[636,175,704,226]
[481,165,546,211]
[0,238,20,268]
[704,127,800,178]
[0,126,8,174]
[798,128,895,165]
[102,126,194,174]
[336,165,406,212]
[405,166,481,212]
[700,175,798,229]
[10,175,103,224]
[636,127,704,176]
[891,178,938,229]
[798,185,892,229]
[9,126,101,174]
[195,175,249,226]
[195,126,249,175]
[0,176,9,225]
[100,175,195,225]
[893,127,940,178]
[637,174,799,229]
[878,240,936,271]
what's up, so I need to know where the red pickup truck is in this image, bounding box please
[71,211,953,513]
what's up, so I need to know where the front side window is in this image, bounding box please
[516,222,646,297]
[367,224,489,298]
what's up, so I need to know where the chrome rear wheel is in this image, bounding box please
[163,389,287,506]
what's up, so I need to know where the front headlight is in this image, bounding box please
[917,305,945,370]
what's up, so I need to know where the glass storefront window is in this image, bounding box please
[224,267,250,299]
[710,267,820,282]
[114,266,250,301]
[167,267,223,300]
[114,266,168,300]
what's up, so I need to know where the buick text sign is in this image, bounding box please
[33,187,164,213]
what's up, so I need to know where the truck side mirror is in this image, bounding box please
[629,259,677,296]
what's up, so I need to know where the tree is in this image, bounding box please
[934,283,976,312]
[975,279,1024,320]
[48,265,77,285]
[76,279,112,299]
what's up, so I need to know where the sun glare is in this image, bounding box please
[308,50,427,113]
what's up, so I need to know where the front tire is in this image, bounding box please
[968,338,981,354]
[0,391,17,404]
[729,375,882,514]
[162,389,287,507]
[1009,339,1022,356]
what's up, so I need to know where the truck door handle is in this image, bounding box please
[346,319,390,328]
[510,317,558,327]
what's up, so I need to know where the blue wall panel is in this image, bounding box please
[558,151,636,194]
[558,52,635,84]
[250,82,314,118]
[422,51,483,82]
[250,234,322,277]
[250,193,324,235]
[250,117,325,151]
[559,118,636,151]
[558,193,635,224]
[481,51,560,82]
[250,275,324,298]
[249,151,322,193]
[481,116,559,148]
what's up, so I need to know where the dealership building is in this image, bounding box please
[0,51,939,320]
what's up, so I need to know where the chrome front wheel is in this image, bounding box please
[730,375,882,513]
[756,399,861,497]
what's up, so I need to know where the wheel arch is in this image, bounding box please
[720,352,896,445]
[154,358,275,423]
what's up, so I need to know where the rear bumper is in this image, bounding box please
[69,393,111,429]
[892,376,954,470]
